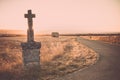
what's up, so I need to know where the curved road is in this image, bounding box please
[56,37,120,80]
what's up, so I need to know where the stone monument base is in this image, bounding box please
[21,41,41,67]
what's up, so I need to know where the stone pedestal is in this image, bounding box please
[21,42,41,67]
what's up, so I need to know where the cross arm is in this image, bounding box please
[32,14,35,18]
[24,14,36,18]
[24,14,28,18]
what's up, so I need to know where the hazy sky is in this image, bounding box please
[0,0,120,33]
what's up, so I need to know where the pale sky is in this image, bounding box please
[0,0,120,34]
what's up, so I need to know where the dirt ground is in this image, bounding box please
[0,36,98,80]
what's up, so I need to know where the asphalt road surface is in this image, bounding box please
[56,37,120,80]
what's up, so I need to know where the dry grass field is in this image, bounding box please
[0,36,98,80]
[81,36,120,45]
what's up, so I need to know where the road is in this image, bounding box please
[56,37,120,80]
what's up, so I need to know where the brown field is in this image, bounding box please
[81,35,120,45]
[0,36,98,80]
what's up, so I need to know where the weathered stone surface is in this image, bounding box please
[21,42,41,66]
[21,42,41,49]
[21,10,41,67]
[27,29,34,42]
[25,10,35,42]
[22,49,40,65]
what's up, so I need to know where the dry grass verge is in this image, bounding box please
[0,36,98,80]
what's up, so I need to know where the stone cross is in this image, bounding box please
[25,10,35,42]
[21,10,41,67]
